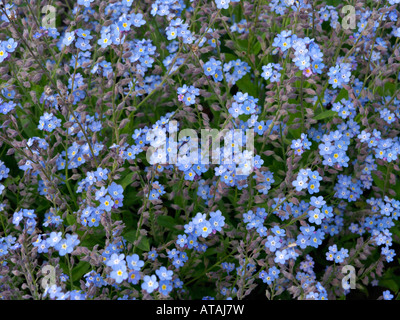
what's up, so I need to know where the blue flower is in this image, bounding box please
[176,234,187,248]
[106,253,126,269]
[155,266,173,281]
[159,280,173,296]
[215,0,230,9]
[76,29,93,39]
[265,235,282,252]
[55,239,73,256]
[209,210,225,232]
[197,221,212,238]
[37,112,61,132]
[108,182,124,200]
[292,175,308,192]
[310,196,326,208]
[62,32,75,46]
[308,209,325,225]
[110,264,128,284]
[77,0,94,7]
[126,254,144,271]
[274,249,289,264]
[141,275,159,293]
[46,232,62,248]
[296,234,310,249]
[98,33,111,48]
[130,13,146,27]
[307,179,320,194]
[383,290,394,300]
[75,37,91,51]
[309,229,325,248]
[127,270,140,284]
[99,195,114,212]
[271,226,286,237]
[4,38,17,53]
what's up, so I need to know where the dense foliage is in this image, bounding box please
[0,0,399,300]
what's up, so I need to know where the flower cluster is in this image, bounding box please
[0,0,398,303]
[271,30,325,77]
[292,169,323,194]
[37,112,62,132]
[177,85,199,106]
[291,133,312,156]
[328,62,352,89]
[261,63,282,83]
[215,0,240,10]
[179,210,226,251]
[223,59,251,85]
[165,18,195,44]
[203,58,224,82]
[12,209,37,235]
[318,129,351,168]
[358,128,400,163]
[0,37,17,63]
[331,99,357,120]
[325,244,349,263]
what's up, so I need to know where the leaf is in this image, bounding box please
[123,230,136,243]
[253,42,261,55]
[372,170,385,190]
[17,114,37,138]
[235,74,257,97]
[123,230,150,251]
[72,261,91,282]
[224,53,239,63]
[236,39,249,52]
[313,110,337,120]
[121,210,135,228]
[204,247,217,257]
[66,214,77,226]
[118,172,134,189]
[380,278,400,294]
[334,88,349,102]
[80,232,105,248]
[137,237,150,251]
[379,268,400,293]
[157,215,177,230]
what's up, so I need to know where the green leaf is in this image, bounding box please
[384,82,395,95]
[313,110,337,120]
[224,53,238,63]
[72,261,91,282]
[123,230,150,251]
[253,42,261,55]
[236,39,249,52]
[157,215,177,230]
[123,230,136,243]
[235,74,257,97]
[80,232,106,248]
[137,237,150,251]
[204,247,217,257]
[372,169,385,190]
[66,214,77,226]
[18,114,37,138]
[118,171,135,189]
[334,88,349,102]
[380,268,400,293]
[121,210,135,228]
[380,278,400,293]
